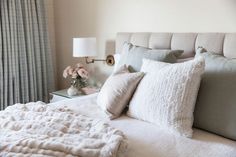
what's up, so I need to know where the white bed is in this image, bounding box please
[49,32,236,157]
[2,32,236,157]
[50,94,236,157]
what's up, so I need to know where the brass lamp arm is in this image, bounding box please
[85,55,115,66]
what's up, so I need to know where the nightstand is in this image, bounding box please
[50,89,85,103]
[50,87,100,103]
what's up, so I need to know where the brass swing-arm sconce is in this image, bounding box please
[73,37,115,66]
[85,55,115,66]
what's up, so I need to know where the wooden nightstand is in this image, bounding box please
[50,89,85,103]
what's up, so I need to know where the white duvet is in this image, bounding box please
[51,94,236,157]
[0,102,127,157]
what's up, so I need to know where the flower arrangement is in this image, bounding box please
[63,63,89,88]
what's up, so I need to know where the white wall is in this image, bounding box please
[53,0,236,89]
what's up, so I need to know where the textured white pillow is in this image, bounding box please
[97,65,144,119]
[127,57,205,137]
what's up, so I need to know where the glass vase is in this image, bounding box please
[67,78,79,96]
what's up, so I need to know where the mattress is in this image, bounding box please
[50,94,236,157]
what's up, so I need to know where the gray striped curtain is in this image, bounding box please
[0,0,55,110]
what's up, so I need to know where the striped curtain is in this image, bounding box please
[0,0,55,110]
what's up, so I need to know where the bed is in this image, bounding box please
[1,32,236,157]
[50,93,236,157]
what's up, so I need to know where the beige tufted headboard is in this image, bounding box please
[116,33,236,59]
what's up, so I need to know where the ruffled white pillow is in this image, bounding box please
[127,57,205,137]
[97,65,144,119]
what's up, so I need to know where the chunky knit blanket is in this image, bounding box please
[0,102,127,157]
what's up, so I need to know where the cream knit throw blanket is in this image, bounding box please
[0,102,127,157]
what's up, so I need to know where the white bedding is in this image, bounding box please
[0,101,127,157]
[51,94,236,157]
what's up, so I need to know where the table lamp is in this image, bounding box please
[73,38,114,66]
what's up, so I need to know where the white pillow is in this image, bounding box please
[113,54,121,72]
[127,57,205,137]
[97,65,144,119]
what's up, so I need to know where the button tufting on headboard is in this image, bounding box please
[116,32,236,59]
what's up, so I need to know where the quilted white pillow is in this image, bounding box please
[97,65,144,119]
[127,57,205,137]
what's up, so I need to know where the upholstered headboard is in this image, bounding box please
[116,33,236,59]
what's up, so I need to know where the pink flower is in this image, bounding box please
[74,67,80,72]
[63,64,89,80]
[78,68,89,79]
[63,70,68,78]
[76,63,84,69]
[63,66,71,78]
[72,71,78,79]
[68,68,74,75]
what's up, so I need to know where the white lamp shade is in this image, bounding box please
[73,38,97,57]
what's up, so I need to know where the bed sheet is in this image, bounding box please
[50,94,236,157]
